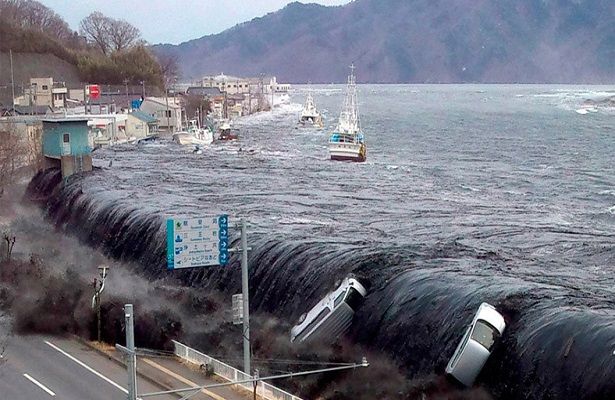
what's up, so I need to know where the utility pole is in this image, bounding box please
[228,218,251,374]
[91,265,110,342]
[271,77,274,109]
[123,79,129,109]
[165,87,171,133]
[9,50,15,114]
[240,218,251,375]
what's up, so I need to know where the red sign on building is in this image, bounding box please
[89,84,100,99]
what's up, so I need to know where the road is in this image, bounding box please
[0,335,180,400]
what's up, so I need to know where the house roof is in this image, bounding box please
[42,117,89,123]
[14,105,53,115]
[187,86,222,96]
[141,97,180,109]
[130,110,158,124]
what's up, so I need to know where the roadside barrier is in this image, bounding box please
[172,340,302,400]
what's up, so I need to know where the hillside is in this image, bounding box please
[0,52,82,106]
[154,0,615,84]
[0,1,166,107]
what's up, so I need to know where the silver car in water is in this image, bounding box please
[290,276,367,344]
[445,302,506,386]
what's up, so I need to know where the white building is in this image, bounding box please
[139,97,183,133]
[126,110,158,140]
[14,77,68,108]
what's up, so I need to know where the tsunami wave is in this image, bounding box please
[25,168,615,400]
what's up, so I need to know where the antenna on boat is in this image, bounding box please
[348,63,356,86]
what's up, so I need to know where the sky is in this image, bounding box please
[36,0,351,45]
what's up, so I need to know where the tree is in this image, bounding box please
[156,52,180,90]
[79,11,112,55]
[79,12,142,56]
[183,94,211,126]
[3,232,16,262]
[108,19,141,52]
[0,0,74,44]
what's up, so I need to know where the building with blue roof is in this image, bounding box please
[126,110,159,141]
[42,118,92,177]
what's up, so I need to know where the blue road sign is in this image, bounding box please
[166,215,229,269]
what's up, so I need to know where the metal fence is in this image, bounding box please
[172,340,303,400]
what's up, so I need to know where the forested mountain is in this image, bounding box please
[0,0,166,103]
[154,0,615,83]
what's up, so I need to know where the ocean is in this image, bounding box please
[29,84,615,399]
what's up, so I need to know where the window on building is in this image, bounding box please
[63,133,70,143]
[42,85,48,90]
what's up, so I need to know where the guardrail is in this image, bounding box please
[172,340,302,400]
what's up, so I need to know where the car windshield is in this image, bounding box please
[471,320,500,351]
[344,287,364,309]
[333,292,345,308]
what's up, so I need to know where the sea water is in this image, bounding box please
[34,84,615,399]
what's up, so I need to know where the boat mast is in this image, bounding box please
[342,63,360,133]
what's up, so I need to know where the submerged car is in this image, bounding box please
[290,276,367,344]
[445,302,506,387]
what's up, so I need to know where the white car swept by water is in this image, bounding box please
[445,302,506,387]
[290,276,367,344]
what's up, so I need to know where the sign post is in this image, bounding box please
[239,218,250,375]
[166,215,251,374]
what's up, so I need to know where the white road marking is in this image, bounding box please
[23,373,56,396]
[44,340,128,394]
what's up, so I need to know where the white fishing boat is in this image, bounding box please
[173,119,214,146]
[328,64,366,162]
[299,91,323,127]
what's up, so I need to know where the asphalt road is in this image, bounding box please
[0,335,179,400]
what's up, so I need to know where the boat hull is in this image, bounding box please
[329,142,366,162]
[218,132,238,141]
[173,131,213,146]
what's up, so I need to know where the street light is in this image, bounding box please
[91,265,110,342]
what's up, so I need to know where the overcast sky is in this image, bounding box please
[36,0,351,45]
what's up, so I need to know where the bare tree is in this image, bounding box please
[0,0,73,43]
[157,52,180,89]
[108,19,141,52]
[79,11,112,55]
[3,232,16,262]
[21,0,72,41]
[78,12,142,55]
